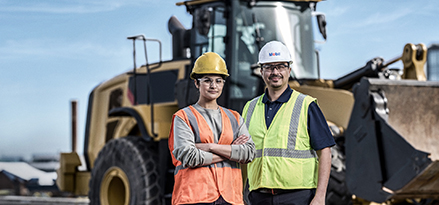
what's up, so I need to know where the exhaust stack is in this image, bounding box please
[168,16,190,59]
[71,100,77,153]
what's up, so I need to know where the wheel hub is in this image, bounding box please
[100,166,130,205]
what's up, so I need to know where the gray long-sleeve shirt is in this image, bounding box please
[172,104,255,168]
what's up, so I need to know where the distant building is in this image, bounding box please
[0,170,28,195]
[0,156,25,162]
[0,162,58,196]
[28,154,60,172]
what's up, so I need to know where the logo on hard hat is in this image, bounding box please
[269,52,281,56]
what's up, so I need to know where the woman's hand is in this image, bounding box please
[232,134,249,145]
[194,135,249,162]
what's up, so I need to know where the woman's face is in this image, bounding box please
[195,74,225,102]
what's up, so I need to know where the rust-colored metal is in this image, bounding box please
[370,81,439,161]
[367,79,439,200]
[393,161,439,200]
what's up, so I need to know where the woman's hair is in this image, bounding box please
[193,74,227,86]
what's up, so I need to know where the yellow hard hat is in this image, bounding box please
[190,52,229,79]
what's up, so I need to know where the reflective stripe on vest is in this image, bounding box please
[245,94,317,159]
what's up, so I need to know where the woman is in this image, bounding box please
[169,52,255,205]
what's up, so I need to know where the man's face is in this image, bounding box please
[260,62,291,90]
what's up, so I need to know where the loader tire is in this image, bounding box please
[326,144,352,205]
[89,136,161,205]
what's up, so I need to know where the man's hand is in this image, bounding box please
[311,147,332,205]
[310,194,325,205]
[232,134,249,145]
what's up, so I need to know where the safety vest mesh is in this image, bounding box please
[168,105,244,205]
[242,91,318,191]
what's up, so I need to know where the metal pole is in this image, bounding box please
[143,38,158,137]
[71,100,77,153]
[133,40,137,105]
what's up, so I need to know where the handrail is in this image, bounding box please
[127,34,162,138]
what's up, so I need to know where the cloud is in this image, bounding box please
[347,1,439,29]
[421,1,439,16]
[325,6,349,18]
[0,0,150,14]
[0,39,126,60]
[360,8,412,27]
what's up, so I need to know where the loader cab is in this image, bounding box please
[184,0,321,111]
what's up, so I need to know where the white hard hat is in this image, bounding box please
[258,41,293,65]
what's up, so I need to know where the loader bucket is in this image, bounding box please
[345,78,439,203]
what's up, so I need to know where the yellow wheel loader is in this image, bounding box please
[56,0,439,204]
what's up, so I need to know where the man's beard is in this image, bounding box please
[268,74,283,88]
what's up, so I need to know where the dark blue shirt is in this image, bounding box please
[261,87,335,150]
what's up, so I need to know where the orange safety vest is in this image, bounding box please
[168,105,244,205]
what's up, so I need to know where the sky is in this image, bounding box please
[1,0,438,160]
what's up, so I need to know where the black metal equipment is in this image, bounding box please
[344,78,432,203]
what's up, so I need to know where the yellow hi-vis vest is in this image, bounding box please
[242,91,318,191]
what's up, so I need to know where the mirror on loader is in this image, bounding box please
[312,11,327,43]
[196,7,212,36]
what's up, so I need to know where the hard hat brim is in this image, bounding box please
[190,71,229,79]
[258,60,293,65]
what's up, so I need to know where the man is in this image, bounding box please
[242,41,335,205]
[169,52,255,205]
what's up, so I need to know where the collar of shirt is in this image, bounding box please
[261,87,293,128]
[262,86,293,104]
